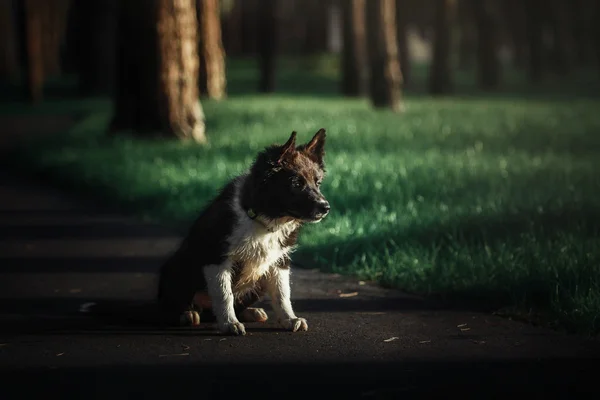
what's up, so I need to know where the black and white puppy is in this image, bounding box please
[157,129,329,335]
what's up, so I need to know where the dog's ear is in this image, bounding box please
[276,131,297,164]
[302,128,326,167]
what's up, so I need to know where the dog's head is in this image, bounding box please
[246,129,330,223]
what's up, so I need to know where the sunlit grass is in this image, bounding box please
[5,59,600,335]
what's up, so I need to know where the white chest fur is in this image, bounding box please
[227,219,294,292]
[227,176,298,293]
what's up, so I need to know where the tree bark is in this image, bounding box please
[595,0,600,75]
[110,0,206,143]
[366,0,403,112]
[302,0,329,54]
[258,0,278,93]
[241,0,258,55]
[40,0,70,77]
[222,0,242,55]
[0,0,19,81]
[571,0,592,66]
[22,0,44,103]
[548,0,573,75]
[472,0,501,89]
[341,0,367,96]
[197,0,226,100]
[457,0,475,70]
[67,0,117,95]
[502,0,527,69]
[429,0,455,95]
[395,0,411,85]
[524,0,543,83]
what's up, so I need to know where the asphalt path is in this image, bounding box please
[0,170,599,399]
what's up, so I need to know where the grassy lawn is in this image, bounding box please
[4,57,600,335]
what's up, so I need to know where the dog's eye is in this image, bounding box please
[291,177,303,188]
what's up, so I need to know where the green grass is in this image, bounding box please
[4,57,600,335]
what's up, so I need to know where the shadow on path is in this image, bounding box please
[1,359,598,398]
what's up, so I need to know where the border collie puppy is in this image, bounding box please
[157,129,330,335]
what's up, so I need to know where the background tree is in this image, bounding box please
[302,0,329,54]
[548,0,573,76]
[457,0,475,70]
[257,0,278,93]
[472,0,501,89]
[429,0,456,94]
[0,0,19,82]
[197,0,226,100]
[570,0,592,66]
[19,0,44,103]
[240,0,258,55]
[221,0,242,55]
[65,0,117,95]
[340,0,367,96]
[13,0,71,102]
[502,0,528,69]
[110,0,206,143]
[596,1,600,75]
[366,0,403,112]
[395,0,411,85]
[524,0,544,83]
[40,0,70,77]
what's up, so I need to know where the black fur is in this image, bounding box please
[81,129,328,328]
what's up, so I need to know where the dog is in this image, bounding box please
[149,128,329,335]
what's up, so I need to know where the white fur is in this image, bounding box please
[265,267,308,332]
[204,175,305,335]
[227,176,300,294]
[203,262,246,335]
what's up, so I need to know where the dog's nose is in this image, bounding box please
[316,200,330,214]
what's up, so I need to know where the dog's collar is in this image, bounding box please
[246,208,275,233]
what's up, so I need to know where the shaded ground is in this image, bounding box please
[1,112,599,398]
[0,169,599,398]
[0,115,76,149]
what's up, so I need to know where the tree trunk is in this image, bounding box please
[395,0,411,85]
[198,0,226,100]
[457,0,475,70]
[429,0,455,95]
[0,0,19,81]
[571,0,591,66]
[548,0,572,75]
[40,0,70,77]
[340,0,367,96]
[68,0,117,95]
[240,0,258,55]
[472,0,501,89]
[502,0,527,69]
[365,0,403,112]
[524,0,543,83]
[302,0,329,54]
[222,0,242,55]
[110,0,206,143]
[258,0,278,93]
[22,0,45,103]
[595,0,600,75]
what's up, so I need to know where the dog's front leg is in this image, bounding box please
[204,263,246,335]
[266,266,308,332]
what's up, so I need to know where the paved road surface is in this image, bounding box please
[0,170,599,399]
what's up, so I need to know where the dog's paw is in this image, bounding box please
[279,317,308,332]
[179,310,200,326]
[219,321,247,336]
[239,307,269,323]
